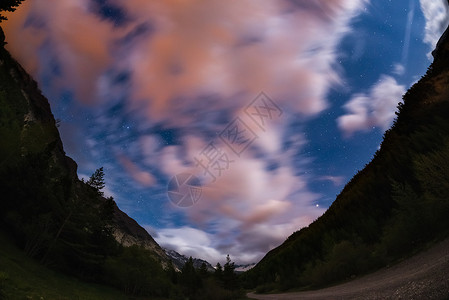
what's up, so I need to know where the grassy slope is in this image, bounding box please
[0,232,134,300]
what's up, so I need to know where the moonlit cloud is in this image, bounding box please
[337,75,406,137]
[153,227,223,265]
[393,63,405,76]
[318,175,345,186]
[3,0,368,264]
[419,0,449,58]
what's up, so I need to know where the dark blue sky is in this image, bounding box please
[3,0,448,264]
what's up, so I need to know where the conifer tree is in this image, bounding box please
[223,254,238,290]
[0,0,24,22]
[87,167,105,195]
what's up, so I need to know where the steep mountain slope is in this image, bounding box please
[0,25,170,270]
[112,203,170,267]
[242,25,449,292]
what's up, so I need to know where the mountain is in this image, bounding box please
[111,203,170,267]
[241,24,449,292]
[0,24,170,275]
[164,248,215,272]
[235,263,256,273]
[163,247,253,274]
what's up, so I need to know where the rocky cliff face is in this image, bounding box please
[111,203,170,267]
[0,25,170,268]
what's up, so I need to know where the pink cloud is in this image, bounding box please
[3,0,121,104]
[118,154,156,187]
[120,0,368,125]
[5,0,367,122]
[318,175,345,186]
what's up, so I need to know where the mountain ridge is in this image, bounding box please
[164,248,215,272]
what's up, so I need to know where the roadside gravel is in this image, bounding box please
[248,238,449,300]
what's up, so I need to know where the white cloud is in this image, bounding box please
[318,175,345,186]
[154,227,224,265]
[337,75,406,136]
[393,63,405,76]
[420,0,449,58]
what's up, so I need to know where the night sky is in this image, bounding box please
[3,0,449,265]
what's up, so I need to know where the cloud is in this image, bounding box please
[337,75,406,137]
[154,227,223,265]
[4,0,368,122]
[155,133,324,264]
[3,0,366,264]
[419,0,449,58]
[117,154,156,187]
[318,175,345,186]
[153,210,322,265]
[393,63,405,76]
[3,0,122,104]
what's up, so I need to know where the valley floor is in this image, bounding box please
[248,238,449,300]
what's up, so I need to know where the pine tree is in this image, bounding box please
[199,262,208,278]
[223,254,238,290]
[0,0,24,22]
[214,262,223,281]
[86,167,105,195]
[180,257,201,297]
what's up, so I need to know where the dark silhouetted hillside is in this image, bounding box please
[0,25,176,297]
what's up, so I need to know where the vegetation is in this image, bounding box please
[0,0,24,22]
[241,40,449,292]
[0,231,134,300]
[171,255,246,300]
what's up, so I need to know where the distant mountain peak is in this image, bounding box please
[164,248,214,272]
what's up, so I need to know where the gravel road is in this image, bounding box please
[248,238,449,300]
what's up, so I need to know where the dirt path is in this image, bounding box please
[248,238,449,300]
